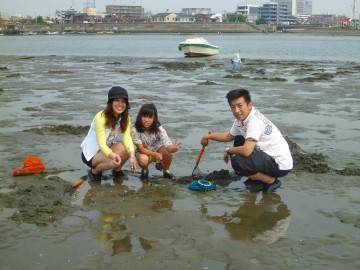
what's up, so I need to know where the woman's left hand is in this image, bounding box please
[129,155,137,171]
[110,153,121,166]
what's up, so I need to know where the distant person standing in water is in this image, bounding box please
[200,89,293,193]
[81,86,136,181]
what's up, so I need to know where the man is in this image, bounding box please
[201,89,293,193]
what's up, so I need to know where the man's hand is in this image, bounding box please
[201,132,211,146]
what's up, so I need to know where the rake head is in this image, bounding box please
[192,165,204,180]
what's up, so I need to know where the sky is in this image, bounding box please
[0,0,356,18]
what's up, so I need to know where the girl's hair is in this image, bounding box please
[103,99,129,133]
[134,103,160,133]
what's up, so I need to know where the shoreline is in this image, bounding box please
[2,22,360,36]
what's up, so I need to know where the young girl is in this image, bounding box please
[131,103,180,181]
[81,86,136,181]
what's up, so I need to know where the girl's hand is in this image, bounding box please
[154,152,163,163]
[171,142,181,153]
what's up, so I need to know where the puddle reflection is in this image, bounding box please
[81,178,174,254]
[208,192,291,244]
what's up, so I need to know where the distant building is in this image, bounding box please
[258,2,296,24]
[175,14,196,22]
[84,6,97,16]
[308,14,335,25]
[181,8,211,15]
[195,14,213,23]
[236,5,259,22]
[273,0,296,15]
[0,11,11,19]
[152,13,177,22]
[106,5,144,20]
[308,14,348,27]
[340,17,351,27]
[55,7,77,23]
[273,0,312,16]
[72,13,89,23]
[296,0,312,15]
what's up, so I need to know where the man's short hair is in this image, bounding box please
[226,89,251,104]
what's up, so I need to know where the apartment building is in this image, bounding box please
[258,2,296,24]
[106,5,144,19]
[181,8,211,15]
[274,0,296,15]
[273,0,312,16]
[236,5,259,22]
[296,0,312,16]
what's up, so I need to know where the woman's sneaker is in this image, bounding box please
[88,170,102,181]
[140,169,149,181]
[112,170,128,180]
[263,178,282,193]
[163,171,176,180]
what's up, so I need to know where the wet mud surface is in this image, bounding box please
[1,55,360,269]
[1,174,75,227]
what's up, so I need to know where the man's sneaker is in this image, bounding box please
[244,178,264,192]
[88,170,102,181]
[112,170,128,180]
[234,170,242,176]
[263,178,282,194]
[163,171,176,180]
[139,169,149,181]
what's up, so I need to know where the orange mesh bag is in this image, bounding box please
[12,155,46,177]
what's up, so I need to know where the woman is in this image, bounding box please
[81,86,136,180]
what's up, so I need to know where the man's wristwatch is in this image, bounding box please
[226,147,232,156]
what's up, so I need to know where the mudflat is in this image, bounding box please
[0,55,359,269]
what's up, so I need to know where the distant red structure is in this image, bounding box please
[340,17,350,27]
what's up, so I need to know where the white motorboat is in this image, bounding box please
[178,37,219,57]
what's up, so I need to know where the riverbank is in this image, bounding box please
[2,21,360,36]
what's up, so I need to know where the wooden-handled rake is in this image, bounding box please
[191,131,211,180]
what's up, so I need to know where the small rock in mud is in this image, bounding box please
[198,80,217,85]
[48,70,73,74]
[158,61,205,71]
[295,73,334,82]
[106,62,122,65]
[116,70,136,75]
[177,169,239,187]
[224,74,248,79]
[286,137,332,174]
[269,77,287,82]
[23,107,41,112]
[334,167,360,176]
[24,124,89,136]
[6,73,21,78]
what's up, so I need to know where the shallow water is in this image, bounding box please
[1,34,360,62]
[0,53,359,269]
